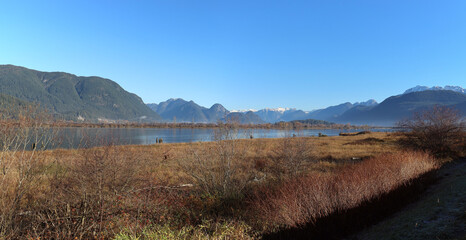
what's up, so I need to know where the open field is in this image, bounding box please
[43,132,400,186]
[0,129,447,239]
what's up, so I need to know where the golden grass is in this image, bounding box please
[0,132,411,239]
[35,132,399,185]
[4,132,396,188]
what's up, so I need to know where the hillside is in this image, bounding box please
[451,101,466,114]
[254,108,298,123]
[307,102,354,120]
[0,65,161,122]
[280,109,310,122]
[0,93,33,113]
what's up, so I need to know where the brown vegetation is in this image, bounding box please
[0,104,57,238]
[179,125,258,199]
[344,137,385,145]
[339,130,371,136]
[397,105,465,158]
[268,136,314,181]
[250,151,437,232]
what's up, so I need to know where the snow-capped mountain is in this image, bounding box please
[233,101,379,123]
[261,107,296,113]
[230,107,296,113]
[230,108,299,122]
[255,108,303,122]
[354,99,378,107]
[404,85,465,94]
[444,86,465,93]
[230,109,258,113]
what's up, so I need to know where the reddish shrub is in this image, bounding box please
[250,151,437,230]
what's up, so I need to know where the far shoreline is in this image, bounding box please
[52,121,393,130]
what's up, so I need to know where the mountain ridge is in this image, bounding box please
[0,65,161,122]
[335,90,466,126]
[240,99,378,123]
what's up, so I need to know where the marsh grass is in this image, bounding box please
[0,127,436,239]
[115,220,257,240]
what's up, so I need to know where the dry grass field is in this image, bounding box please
[43,132,400,186]
[0,127,444,239]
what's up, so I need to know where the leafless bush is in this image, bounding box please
[180,123,258,199]
[0,104,57,238]
[397,105,465,158]
[32,144,147,239]
[269,135,314,181]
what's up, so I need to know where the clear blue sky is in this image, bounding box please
[1,1,465,111]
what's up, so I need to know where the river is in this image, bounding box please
[50,127,393,149]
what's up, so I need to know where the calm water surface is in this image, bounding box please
[53,127,393,149]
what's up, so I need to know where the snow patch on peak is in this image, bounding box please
[444,85,465,93]
[232,107,298,114]
[230,109,258,113]
[404,85,464,94]
[262,107,295,113]
[354,99,378,106]
[168,98,184,102]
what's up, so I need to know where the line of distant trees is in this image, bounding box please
[51,120,375,130]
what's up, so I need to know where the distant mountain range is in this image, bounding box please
[0,65,463,126]
[147,98,229,123]
[225,87,465,126]
[149,86,464,126]
[147,98,266,124]
[230,99,378,123]
[223,111,266,124]
[0,65,161,122]
[335,90,466,126]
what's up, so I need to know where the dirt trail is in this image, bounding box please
[351,159,466,240]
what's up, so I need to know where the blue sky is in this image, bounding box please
[1,1,465,110]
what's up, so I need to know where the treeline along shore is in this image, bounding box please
[52,120,384,130]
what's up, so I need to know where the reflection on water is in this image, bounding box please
[54,127,393,149]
